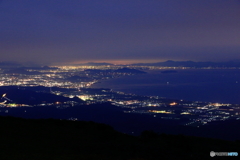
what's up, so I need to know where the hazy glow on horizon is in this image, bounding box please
[58,59,170,65]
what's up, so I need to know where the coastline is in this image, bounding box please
[90,69,240,104]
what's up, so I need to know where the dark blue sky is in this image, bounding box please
[0,0,240,65]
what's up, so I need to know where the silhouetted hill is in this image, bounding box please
[0,116,239,160]
[133,60,240,68]
[0,86,83,105]
[1,102,240,142]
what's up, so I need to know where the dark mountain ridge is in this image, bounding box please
[132,60,240,68]
[0,86,83,105]
[0,116,239,160]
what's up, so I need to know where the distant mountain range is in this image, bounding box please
[80,60,240,68]
[2,60,240,68]
[132,60,240,68]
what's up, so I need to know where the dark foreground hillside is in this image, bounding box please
[0,116,239,160]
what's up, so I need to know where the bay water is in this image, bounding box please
[91,69,240,104]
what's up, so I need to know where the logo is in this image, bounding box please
[210,151,215,157]
[210,151,238,157]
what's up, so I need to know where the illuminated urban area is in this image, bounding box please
[0,65,240,127]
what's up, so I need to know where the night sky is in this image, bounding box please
[1,0,240,65]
